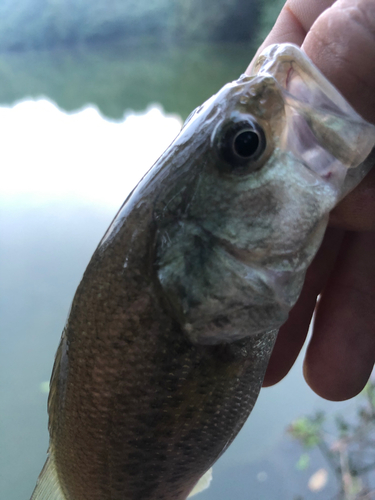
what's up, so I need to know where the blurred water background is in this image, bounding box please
[0,1,364,499]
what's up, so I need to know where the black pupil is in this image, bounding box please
[234,130,259,158]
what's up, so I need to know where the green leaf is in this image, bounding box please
[288,415,324,449]
[296,453,310,471]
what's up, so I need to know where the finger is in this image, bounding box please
[302,0,375,123]
[247,0,336,73]
[263,227,344,386]
[302,0,375,231]
[329,166,375,232]
[304,231,375,401]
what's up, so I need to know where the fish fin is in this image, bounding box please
[187,468,213,498]
[30,454,67,500]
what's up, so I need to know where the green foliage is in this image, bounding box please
[335,414,351,438]
[295,453,310,471]
[288,412,325,449]
[288,381,375,500]
[173,0,260,43]
[0,42,254,119]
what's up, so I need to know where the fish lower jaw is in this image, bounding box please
[180,299,289,346]
[213,236,305,307]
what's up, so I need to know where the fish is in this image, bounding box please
[30,43,375,500]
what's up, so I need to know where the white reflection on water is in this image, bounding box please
[0,99,182,207]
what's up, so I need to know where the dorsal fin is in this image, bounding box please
[30,453,66,500]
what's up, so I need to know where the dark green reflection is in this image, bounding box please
[0,42,254,120]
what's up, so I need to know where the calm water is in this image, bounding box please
[0,42,255,120]
[0,42,357,500]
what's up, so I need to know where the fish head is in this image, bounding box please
[154,43,375,345]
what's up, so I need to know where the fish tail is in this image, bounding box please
[187,468,213,498]
[30,453,67,500]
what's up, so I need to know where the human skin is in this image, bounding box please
[246,0,375,402]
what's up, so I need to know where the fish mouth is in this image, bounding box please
[253,43,375,195]
[203,228,298,312]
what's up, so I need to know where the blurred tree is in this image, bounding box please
[0,0,266,51]
[173,0,259,43]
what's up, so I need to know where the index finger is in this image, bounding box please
[246,0,336,73]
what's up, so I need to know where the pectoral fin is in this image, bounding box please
[187,468,213,498]
[30,453,66,500]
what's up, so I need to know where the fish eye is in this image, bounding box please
[215,119,266,173]
[233,129,260,158]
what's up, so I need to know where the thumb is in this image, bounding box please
[303,0,375,123]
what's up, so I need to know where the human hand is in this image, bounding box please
[247,0,375,401]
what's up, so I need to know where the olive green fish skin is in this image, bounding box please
[48,192,277,500]
[50,238,276,500]
[36,44,375,500]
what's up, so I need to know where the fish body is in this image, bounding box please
[31,44,375,500]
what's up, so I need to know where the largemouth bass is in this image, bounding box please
[31,44,375,500]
